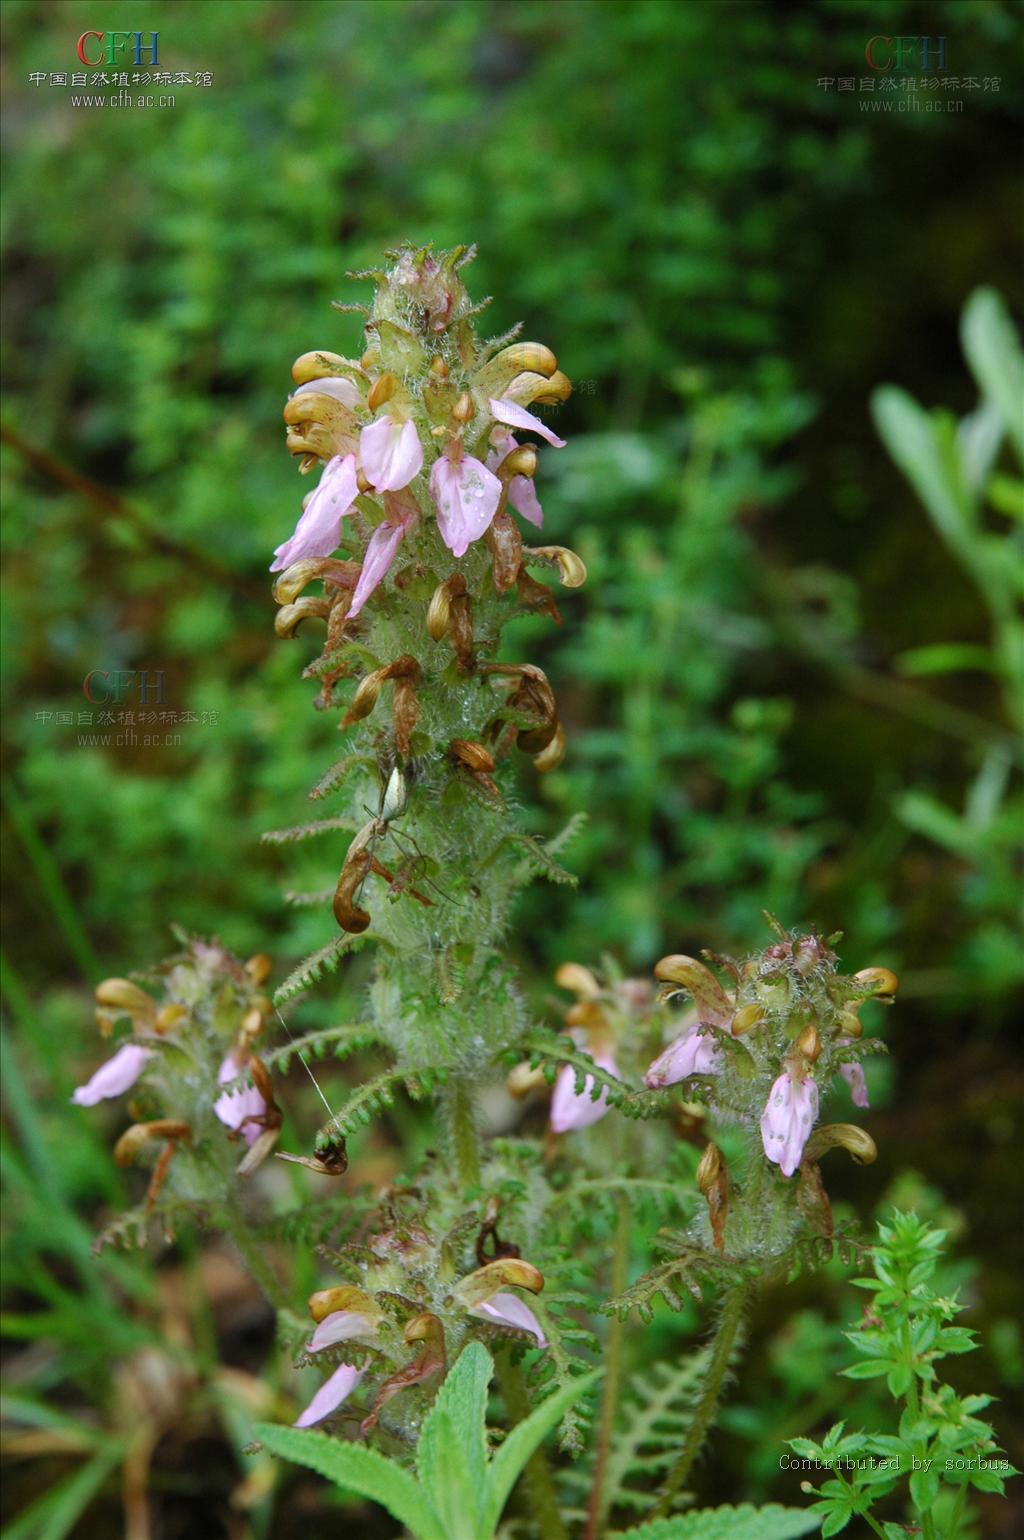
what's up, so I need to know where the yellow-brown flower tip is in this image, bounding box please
[506,1061,549,1098]
[114,1119,190,1167]
[851,967,899,1002]
[554,962,601,998]
[307,1285,379,1324]
[730,1003,765,1037]
[95,978,156,1022]
[803,1123,878,1166]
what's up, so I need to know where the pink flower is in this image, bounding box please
[294,1362,365,1429]
[307,1310,379,1354]
[644,1022,722,1089]
[270,453,359,572]
[486,432,543,528]
[348,491,419,618]
[488,397,567,449]
[294,377,362,412]
[839,1060,869,1110]
[429,452,503,557]
[469,1293,547,1347]
[550,1042,620,1133]
[760,1070,819,1178]
[214,1053,267,1147]
[71,1042,153,1106]
[359,416,423,492]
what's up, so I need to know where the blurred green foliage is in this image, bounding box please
[2,0,1022,1533]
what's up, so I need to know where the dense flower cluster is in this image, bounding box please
[71,939,281,1222]
[646,925,896,1179]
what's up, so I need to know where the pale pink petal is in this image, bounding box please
[486,432,544,528]
[550,1050,619,1133]
[308,1311,378,1353]
[348,520,407,618]
[270,454,359,572]
[760,1071,819,1178]
[644,1024,721,1089]
[214,1053,267,1147]
[294,377,362,411]
[429,453,503,557]
[71,1043,153,1106]
[472,1293,547,1347]
[489,397,566,449]
[293,1362,365,1428]
[359,417,423,492]
[839,1061,869,1109]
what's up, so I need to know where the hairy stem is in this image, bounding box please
[444,1080,482,1189]
[497,1355,568,1540]
[649,1282,747,1518]
[585,1194,631,1540]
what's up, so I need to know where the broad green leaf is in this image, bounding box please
[480,1368,601,1537]
[416,1342,491,1539]
[611,1503,822,1539]
[961,287,1024,462]
[253,1423,443,1540]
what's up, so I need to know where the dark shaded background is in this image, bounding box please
[2,1,1022,1535]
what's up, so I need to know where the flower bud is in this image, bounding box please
[426,573,467,640]
[696,1141,724,1195]
[450,739,495,774]
[452,390,475,424]
[332,843,373,933]
[803,1123,877,1166]
[155,1004,188,1034]
[245,954,273,986]
[554,962,601,998]
[503,370,571,408]
[429,355,449,379]
[851,967,899,1003]
[523,545,587,589]
[795,1024,821,1063]
[274,598,331,637]
[730,1003,765,1037]
[367,371,397,411]
[835,1009,863,1039]
[566,1000,606,1031]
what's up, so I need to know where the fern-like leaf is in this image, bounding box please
[274,934,368,1005]
[261,1023,385,1072]
[261,816,358,845]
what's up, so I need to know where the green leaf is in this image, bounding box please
[480,1367,601,1537]
[253,1423,443,1540]
[612,1503,823,1539]
[871,386,972,553]
[894,643,996,678]
[417,1342,491,1540]
[961,287,1024,462]
[840,1359,893,1380]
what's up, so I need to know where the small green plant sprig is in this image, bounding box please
[790,1210,1016,1539]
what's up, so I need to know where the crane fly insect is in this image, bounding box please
[355,765,461,912]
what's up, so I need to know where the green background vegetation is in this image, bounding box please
[2,1,1021,1535]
